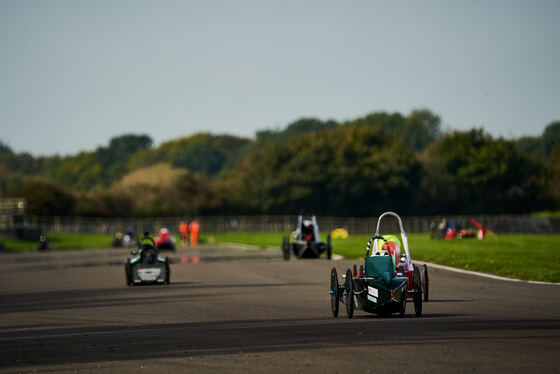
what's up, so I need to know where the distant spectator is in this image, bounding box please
[112,232,123,248]
[37,235,49,251]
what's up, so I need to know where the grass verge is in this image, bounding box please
[206,232,560,283]
[205,232,286,249]
[0,233,115,252]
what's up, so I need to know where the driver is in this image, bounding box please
[301,220,314,241]
[372,235,402,271]
[155,228,171,246]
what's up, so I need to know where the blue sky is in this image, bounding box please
[1,0,559,155]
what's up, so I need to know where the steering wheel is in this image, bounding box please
[365,235,389,257]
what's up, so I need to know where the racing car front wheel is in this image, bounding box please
[400,290,407,316]
[165,257,170,285]
[345,269,354,319]
[330,267,339,317]
[125,259,132,286]
[422,264,429,301]
[282,236,290,261]
[413,266,423,317]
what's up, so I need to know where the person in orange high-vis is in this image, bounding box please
[189,221,199,246]
[179,221,189,246]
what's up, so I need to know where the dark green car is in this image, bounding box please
[125,233,170,286]
[330,237,422,318]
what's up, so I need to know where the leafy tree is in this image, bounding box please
[42,152,102,191]
[543,121,560,156]
[256,118,338,145]
[0,140,12,153]
[13,177,76,216]
[349,109,441,151]
[515,136,545,159]
[544,144,560,208]
[36,134,154,191]
[220,125,421,216]
[128,133,250,176]
[351,112,405,130]
[109,134,152,156]
[421,129,541,214]
[108,163,223,217]
[73,191,135,217]
[96,134,153,186]
[404,109,442,151]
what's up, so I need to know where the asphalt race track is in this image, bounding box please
[1,245,559,373]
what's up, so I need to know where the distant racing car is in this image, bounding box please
[282,215,332,260]
[125,232,170,286]
[155,227,176,251]
[330,211,428,318]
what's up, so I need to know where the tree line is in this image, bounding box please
[1,109,558,217]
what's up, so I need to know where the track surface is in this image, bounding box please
[1,245,559,373]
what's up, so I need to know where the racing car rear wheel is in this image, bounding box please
[326,234,332,260]
[345,269,354,319]
[125,259,132,286]
[330,267,339,317]
[422,264,429,301]
[413,266,423,317]
[282,236,290,261]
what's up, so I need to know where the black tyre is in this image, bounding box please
[125,259,132,286]
[327,234,332,260]
[345,269,354,319]
[282,236,290,261]
[413,266,423,317]
[400,289,407,316]
[330,267,339,317]
[165,257,170,285]
[422,264,429,301]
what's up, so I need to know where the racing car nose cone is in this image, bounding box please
[138,268,161,281]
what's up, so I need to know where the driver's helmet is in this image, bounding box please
[372,234,402,259]
[301,220,314,240]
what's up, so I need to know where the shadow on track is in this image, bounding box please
[0,282,322,314]
[2,317,559,368]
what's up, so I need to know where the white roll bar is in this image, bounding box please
[295,215,321,242]
[374,211,412,270]
[296,215,303,241]
[311,215,321,242]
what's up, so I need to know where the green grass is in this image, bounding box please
[206,232,560,283]
[530,210,560,218]
[0,236,37,252]
[204,232,286,248]
[0,233,115,252]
